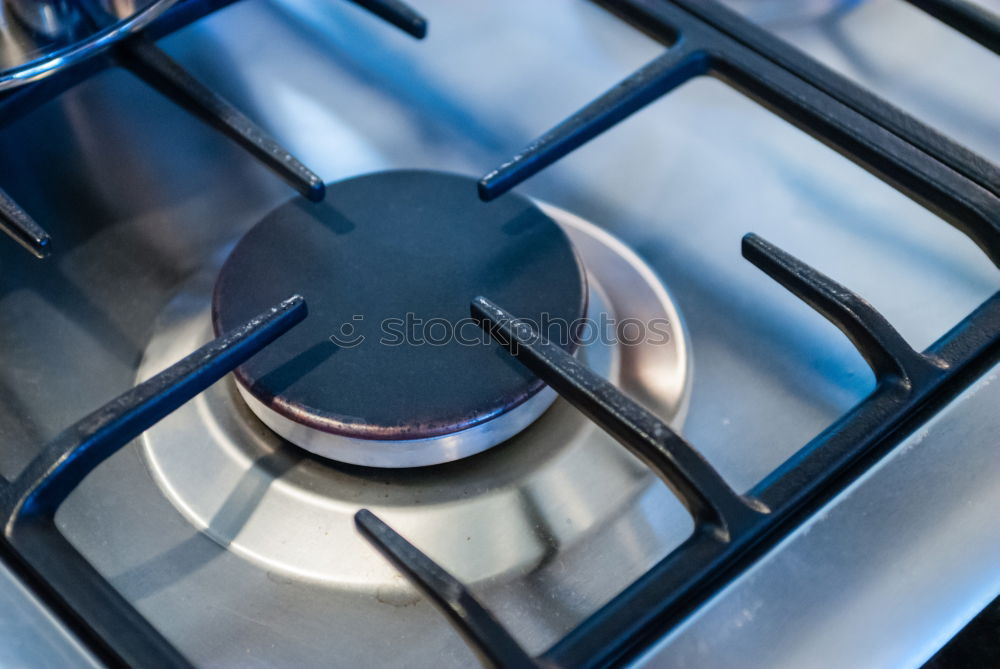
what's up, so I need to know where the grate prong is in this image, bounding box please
[741,233,941,385]
[0,295,305,668]
[0,188,51,258]
[478,45,707,201]
[354,509,537,669]
[344,0,428,39]
[116,36,325,202]
[470,296,764,533]
[2,295,307,523]
[902,0,1000,55]
[663,0,1000,198]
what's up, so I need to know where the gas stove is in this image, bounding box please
[1,0,999,667]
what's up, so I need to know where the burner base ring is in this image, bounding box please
[136,199,691,588]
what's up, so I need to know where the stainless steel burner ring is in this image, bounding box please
[136,200,691,587]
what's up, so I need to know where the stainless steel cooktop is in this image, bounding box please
[0,0,998,666]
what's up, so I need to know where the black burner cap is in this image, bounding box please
[212,170,586,442]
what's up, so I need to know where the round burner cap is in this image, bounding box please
[212,170,586,467]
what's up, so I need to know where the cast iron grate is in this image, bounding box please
[1,1,998,668]
[364,1,1000,667]
[0,295,307,667]
[0,0,428,257]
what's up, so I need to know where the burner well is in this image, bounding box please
[212,170,588,467]
[138,197,691,588]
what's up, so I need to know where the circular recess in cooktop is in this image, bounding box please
[139,198,691,587]
[212,170,587,467]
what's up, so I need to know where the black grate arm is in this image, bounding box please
[115,36,326,202]
[470,296,764,534]
[0,295,306,667]
[2,295,306,524]
[480,0,1000,266]
[354,509,537,669]
[663,0,1000,198]
[902,0,1000,55]
[741,233,942,385]
[345,0,428,38]
[0,188,51,258]
[478,43,708,201]
[7,516,194,668]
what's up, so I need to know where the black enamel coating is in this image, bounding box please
[478,0,1000,267]
[471,0,1000,664]
[0,296,306,668]
[472,296,761,533]
[0,188,50,258]
[355,509,537,669]
[2,0,1000,666]
[116,35,325,202]
[902,0,1000,55]
[0,0,432,253]
[213,170,586,441]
